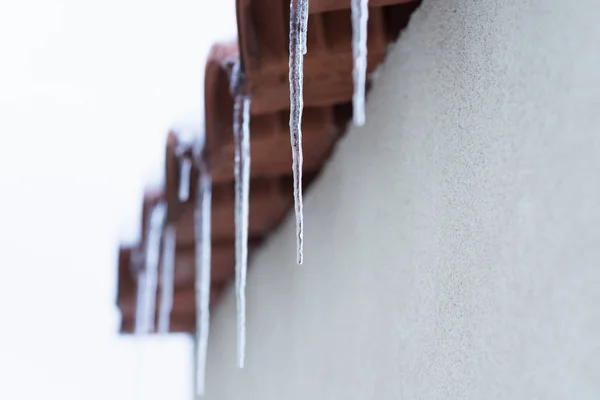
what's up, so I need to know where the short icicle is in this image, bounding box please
[351,0,369,126]
[232,63,252,368]
[158,225,176,334]
[138,202,166,334]
[178,158,192,202]
[134,267,146,335]
[194,171,212,396]
[289,0,309,265]
[300,0,309,55]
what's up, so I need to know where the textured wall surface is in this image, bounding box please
[202,0,600,398]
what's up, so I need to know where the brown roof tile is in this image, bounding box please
[116,0,421,334]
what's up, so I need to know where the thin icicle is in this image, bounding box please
[289,0,309,265]
[178,158,192,202]
[300,0,309,55]
[233,88,251,368]
[194,172,212,396]
[351,0,369,126]
[158,225,176,334]
[134,269,146,335]
[138,202,166,334]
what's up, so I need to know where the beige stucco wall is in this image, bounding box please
[202,0,600,398]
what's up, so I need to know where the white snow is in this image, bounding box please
[233,92,252,368]
[158,225,176,334]
[194,173,212,396]
[172,119,206,149]
[288,0,309,265]
[351,0,369,126]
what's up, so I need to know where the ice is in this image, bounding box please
[134,270,146,334]
[300,0,309,55]
[233,90,251,368]
[351,0,369,126]
[178,158,192,202]
[231,60,251,368]
[158,225,176,334]
[136,202,166,334]
[289,0,309,265]
[194,172,212,396]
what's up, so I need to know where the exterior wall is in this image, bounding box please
[203,0,600,398]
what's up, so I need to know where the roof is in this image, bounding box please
[116,0,422,334]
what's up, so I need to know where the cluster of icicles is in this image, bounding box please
[134,0,370,395]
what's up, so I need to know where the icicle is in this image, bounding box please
[134,269,146,335]
[300,0,309,55]
[137,202,166,334]
[232,75,251,368]
[289,0,309,265]
[351,0,369,126]
[178,158,192,202]
[158,225,176,334]
[194,172,212,396]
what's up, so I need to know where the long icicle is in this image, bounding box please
[194,172,212,396]
[233,82,251,368]
[158,225,176,334]
[140,202,166,334]
[289,0,309,265]
[351,0,369,126]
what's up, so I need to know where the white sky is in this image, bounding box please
[0,1,236,398]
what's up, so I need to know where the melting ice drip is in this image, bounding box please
[194,171,212,396]
[351,0,369,126]
[230,60,252,369]
[289,0,309,265]
[135,202,166,334]
[158,225,176,334]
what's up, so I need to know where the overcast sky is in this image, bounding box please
[0,1,236,398]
